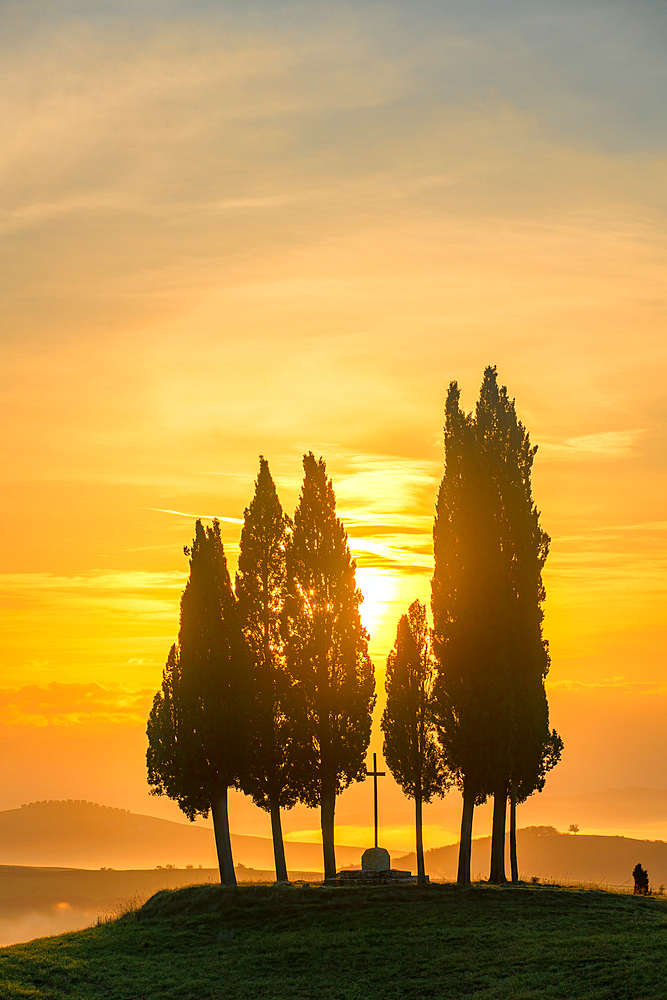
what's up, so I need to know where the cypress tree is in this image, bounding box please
[235,457,298,883]
[476,368,556,884]
[381,600,449,883]
[146,520,252,886]
[285,452,375,880]
[431,381,504,884]
[432,368,561,886]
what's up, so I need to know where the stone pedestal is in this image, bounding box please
[333,868,427,885]
[323,844,429,885]
[362,847,391,871]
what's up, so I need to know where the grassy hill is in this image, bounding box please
[0,800,365,871]
[2,882,667,998]
[0,863,323,918]
[395,825,667,888]
[0,864,322,947]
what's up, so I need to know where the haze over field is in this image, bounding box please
[1,803,664,948]
[1,0,666,853]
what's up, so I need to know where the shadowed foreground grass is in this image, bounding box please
[1,882,666,999]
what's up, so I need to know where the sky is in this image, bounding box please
[1,0,666,856]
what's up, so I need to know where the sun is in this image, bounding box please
[354,568,403,649]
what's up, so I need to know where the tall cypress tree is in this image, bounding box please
[381,600,449,883]
[235,457,298,883]
[431,381,504,884]
[146,519,252,886]
[432,368,561,886]
[476,368,556,884]
[285,452,375,880]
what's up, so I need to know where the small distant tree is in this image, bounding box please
[147,520,252,886]
[285,453,375,880]
[568,823,579,835]
[381,600,450,883]
[235,457,299,883]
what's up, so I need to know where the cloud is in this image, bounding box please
[548,678,667,695]
[0,682,153,728]
[539,430,644,461]
[0,0,666,742]
[142,507,243,524]
[0,571,186,621]
[0,571,185,592]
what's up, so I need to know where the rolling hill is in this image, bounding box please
[395,825,667,888]
[0,800,366,871]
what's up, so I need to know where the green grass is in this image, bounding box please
[1,882,666,999]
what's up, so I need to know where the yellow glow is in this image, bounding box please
[0,3,666,839]
[284,825,459,855]
[355,568,401,644]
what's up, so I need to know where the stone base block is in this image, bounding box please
[325,869,429,886]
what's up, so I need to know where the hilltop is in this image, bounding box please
[395,825,667,887]
[0,801,364,871]
[2,883,667,999]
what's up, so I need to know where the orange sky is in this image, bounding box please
[1,0,666,854]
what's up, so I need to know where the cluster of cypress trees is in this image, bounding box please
[147,366,561,887]
[381,367,562,885]
[146,453,375,885]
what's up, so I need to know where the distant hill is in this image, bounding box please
[517,787,667,837]
[395,826,667,888]
[0,800,365,871]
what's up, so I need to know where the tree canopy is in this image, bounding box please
[235,457,299,880]
[432,367,560,884]
[382,599,449,881]
[285,452,375,879]
[146,519,252,884]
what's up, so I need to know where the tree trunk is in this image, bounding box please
[270,797,289,883]
[457,785,475,885]
[321,782,337,880]
[489,787,508,884]
[211,787,237,887]
[415,791,426,884]
[509,781,518,884]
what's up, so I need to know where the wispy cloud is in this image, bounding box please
[0,571,186,593]
[142,507,243,524]
[539,430,644,461]
[0,682,153,728]
[548,678,667,695]
[349,536,432,574]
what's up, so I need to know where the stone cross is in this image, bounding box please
[365,752,385,849]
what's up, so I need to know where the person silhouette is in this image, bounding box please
[633,863,649,895]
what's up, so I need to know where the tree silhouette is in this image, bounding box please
[431,381,503,884]
[235,457,299,883]
[381,600,450,883]
[509,729,563,882]
[285,453,375,880]
[475,368,556,884]
[633,863,649,895]
[432,369,560,885]
[146,520,252,886]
